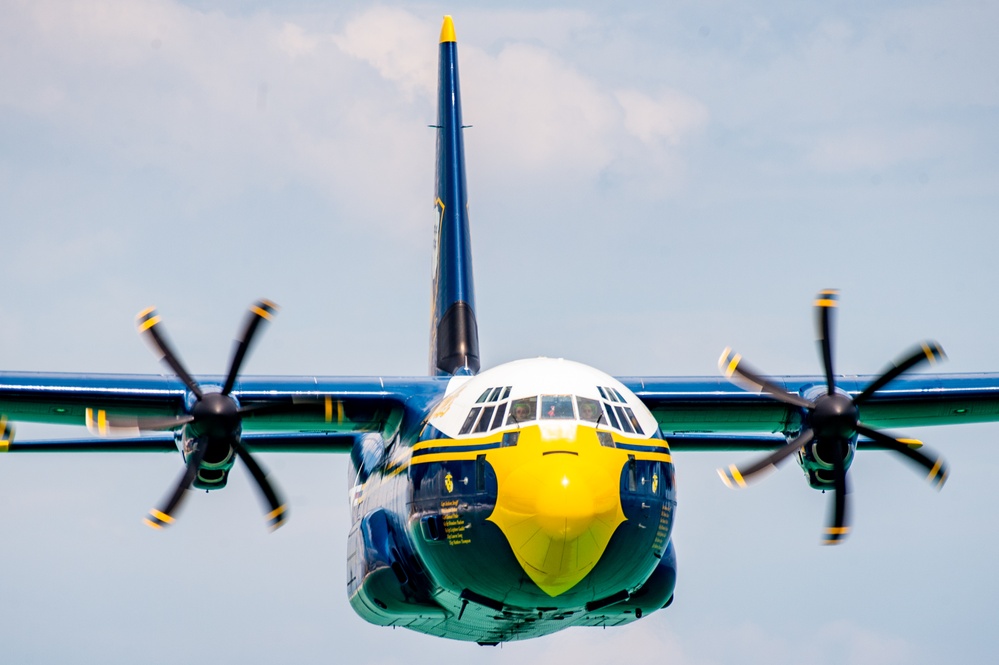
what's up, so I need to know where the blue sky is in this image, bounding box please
[1,1,997,663]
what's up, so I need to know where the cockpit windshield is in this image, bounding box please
[540,395,574,419]
[458,388,644,436]
[577,397,602,423]
[506,397,537,425]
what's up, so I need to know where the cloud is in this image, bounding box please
[0,0,712,254]
[804,125,948,172]
[276,22,320,59]
[464,42,618,176]
[333,8,436,99]
[616,89,708,145]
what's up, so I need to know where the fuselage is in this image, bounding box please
[344,17,677,644]
[346,358,677,643]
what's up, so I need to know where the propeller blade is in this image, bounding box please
[823,439,851,545]
[814,289,838,395]
[134,301,290,531]
[134,415,196,431]
[856,424,948,489]
[222,299,279,396]
[720,290,948,545]
[0,417,14,450]
[143,440,210,529]
[853,342,946,406]
[136,307,203,399]
[718,348,815,410]
[232,440,288,530]
[718,428,814,488]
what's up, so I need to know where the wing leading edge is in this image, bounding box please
[3,370,999,451]
[0,372,448,452]
[624,372,999,449]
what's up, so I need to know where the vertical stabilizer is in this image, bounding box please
[430,16,480,376]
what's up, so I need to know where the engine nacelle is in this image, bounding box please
[796,437,856,490]
[178,430,237,491]
[794,385,856,490]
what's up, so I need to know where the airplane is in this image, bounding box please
[1,15,997,646]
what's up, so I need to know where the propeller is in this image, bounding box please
[137,299,289,531]
[0,416,14,451]
[717,289,949,544]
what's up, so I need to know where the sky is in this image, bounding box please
[1,0,998,663]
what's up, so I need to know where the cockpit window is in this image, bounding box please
[603,402,621,429]
[507,397,537,425]
[541,395,574,419]
[577,397,602,423]
[623,406,644,435]
[614,405,635,434]
[459,407,481,434]
[455,388,644,436]
[474,406,496,433]
[490,402,508,429]
[475,386,512,405]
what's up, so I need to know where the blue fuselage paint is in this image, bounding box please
[344,389,678,643]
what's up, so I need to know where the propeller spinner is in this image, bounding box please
[136,300,288,531]
[717,290,949,544]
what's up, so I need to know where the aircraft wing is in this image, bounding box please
[623,372,999,450]
[4,369,998,452]
[0,371,448,452]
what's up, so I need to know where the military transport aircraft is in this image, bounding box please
[1,16,998,646]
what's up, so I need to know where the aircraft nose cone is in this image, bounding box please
[534,466,595,539]
[487,434,626,597]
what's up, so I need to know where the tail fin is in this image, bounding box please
[429,15,480,376]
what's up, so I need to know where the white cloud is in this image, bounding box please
[333,8,436,99]
[0,0,711,248]
[616,88,709,145]
[804,126,947,172]
[276,22,320,59]
[464,42,618,175]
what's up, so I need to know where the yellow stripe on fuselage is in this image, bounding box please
[378,424,673,484]
[410,424,672,465]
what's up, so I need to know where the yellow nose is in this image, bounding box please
[486,427,626,596]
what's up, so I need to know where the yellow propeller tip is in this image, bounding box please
[716,468,734,488]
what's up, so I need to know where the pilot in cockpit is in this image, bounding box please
[508,398,536,424]
[577,397,602,423]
